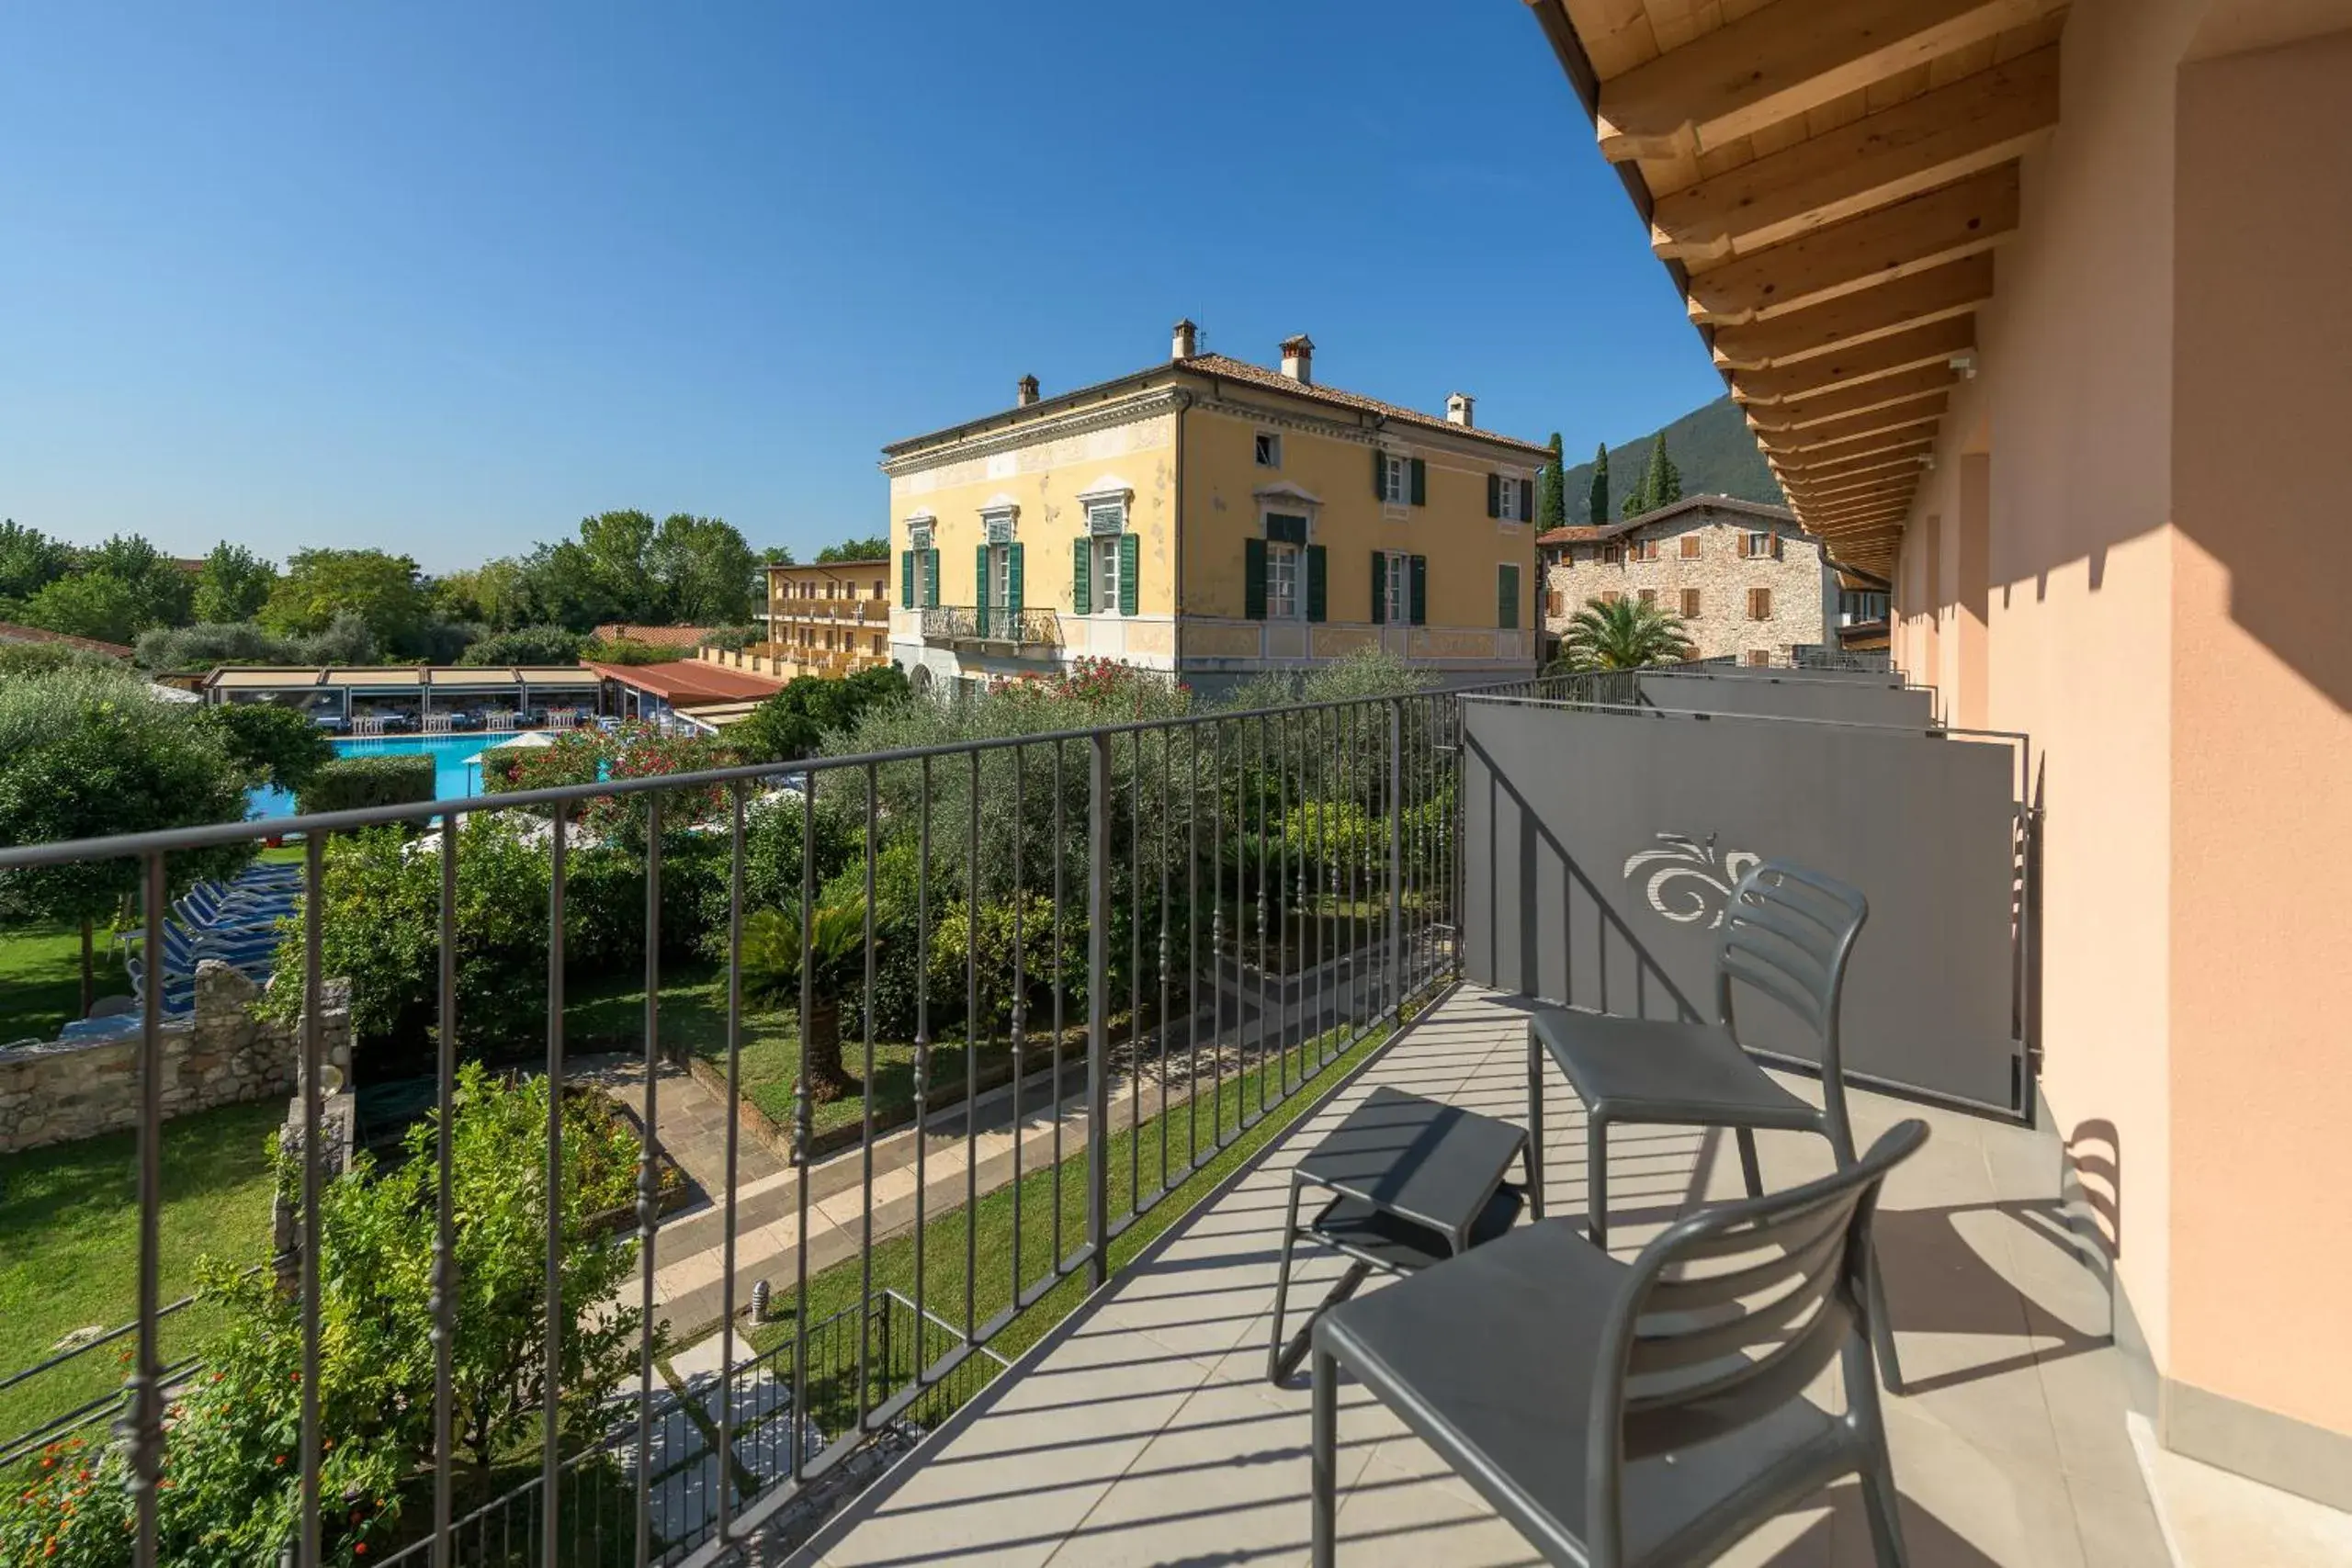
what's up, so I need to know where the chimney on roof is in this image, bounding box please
[1280,333,1315,385]
[1446,392,1476,428]
[1016,374,1040,407]
[1171,318,1197,360]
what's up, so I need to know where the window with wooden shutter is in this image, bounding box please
[1547,590,1564,617]
[1244,537,1268,620]
[1770,533,1785,560]
[1306,544,1327,623]
[1638,588,1657,608]
[1680,588,1702,618]
[1602,591,1623,606]
[1373,447,1390,499]
[1747,649,1771,667]
[1736,531,1751,558]
[1519,478,1534,521]
[1409,458,1426,507]
[1486,473,1501,518]
[1749,587,1772,621]
[925,549,942,607]
[900,551,916,608]
[1369,551,1386,624]
[1497,563,1520,629]
[1679,535,1702,559]
[1117,533,1139,617]
[1007,542,1024,615]
[1408,555,1427,626]
[1070,537,1091,615]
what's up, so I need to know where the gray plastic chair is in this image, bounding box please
[1527,860,1905,1391]
[1309,1119,1927,1568]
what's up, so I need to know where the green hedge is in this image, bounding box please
[299,753,435,815]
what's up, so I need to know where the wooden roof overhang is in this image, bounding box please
[1526,0,2067,577]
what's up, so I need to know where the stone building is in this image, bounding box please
[1537,493,1835,664]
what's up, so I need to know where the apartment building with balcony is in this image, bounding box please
[884,322,1548,698]
[1538,493,1835,664]
[761,558,893,679]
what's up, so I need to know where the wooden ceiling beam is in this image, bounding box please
[1733,317,1973,404]
[1787,486,1918,517]
[1746,365,1957,429]
[1649,44,2059,263]
[1781,449,1937,490]
[1755,398,1947,451]
[1710,254,1994,370]
[1808,504,1916,531]
[1688,165,2021,326]
[1763,420,1944,468]
[1782,469,1922,504]
[1595,0,2064,163]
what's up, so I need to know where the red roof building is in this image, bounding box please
[582,658,786,721]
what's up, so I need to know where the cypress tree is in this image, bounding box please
[1652,432,1682,508]
[1588,442,1610,525]
[1536,433,1566,531]
[1623,432,1679,518]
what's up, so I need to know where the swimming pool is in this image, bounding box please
[246,735,548,819]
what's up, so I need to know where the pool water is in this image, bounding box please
[246,735,545,819]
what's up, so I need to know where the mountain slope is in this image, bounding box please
[1558,394,1783,525]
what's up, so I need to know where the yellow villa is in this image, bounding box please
[881,323,1548,698]
[759,557,893,679]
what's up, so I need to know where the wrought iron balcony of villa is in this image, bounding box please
[920,604,1063,649]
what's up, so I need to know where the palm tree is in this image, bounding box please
[742,900,873,1108]
[1551,595,1696,672]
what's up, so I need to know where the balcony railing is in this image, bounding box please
[919,605,1062,648]
[0,680,1482,1565]
[767,597,891,626]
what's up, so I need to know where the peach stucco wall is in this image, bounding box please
[1895,0,2195,1371]
[1892,0,2352,1447]
[2166,27,2352,1441]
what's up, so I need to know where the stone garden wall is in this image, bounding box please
[0,963,352,1154]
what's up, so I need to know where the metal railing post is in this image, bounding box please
[1086,728,1113,1288]
[1386,698,1404,1019]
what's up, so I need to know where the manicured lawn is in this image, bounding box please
[564,962,1016,1145]
[0,920,130,1044]
[736,1004,1412,1432]
[0,1099,284,1454]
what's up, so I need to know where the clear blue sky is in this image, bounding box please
[0,2,1727,574]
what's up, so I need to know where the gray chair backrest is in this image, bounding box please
[1713,861,1869,1157]
[1585,1118,1928,1562]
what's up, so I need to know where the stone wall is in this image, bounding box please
[1543,501,1830,662]
[0,964,352,1154]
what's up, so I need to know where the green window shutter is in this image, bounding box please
[1306,544,1328,623]
[1520,478,1535,521]
[1410,555,1428,626]
[1370,551,1386,625]
[900,551,915,608]
[975,545,989,636]
[1117,533,1139,617]
[1007,541,1024,615]
[1373,447,1388,499]
[1409,458,1427,507]
[1070,536,1091,615]
[1498,563,1520,629]
[1244,537,1268,620]
[1486,473,1501,518]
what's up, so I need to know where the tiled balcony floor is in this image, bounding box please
[793,987,2168,1567]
